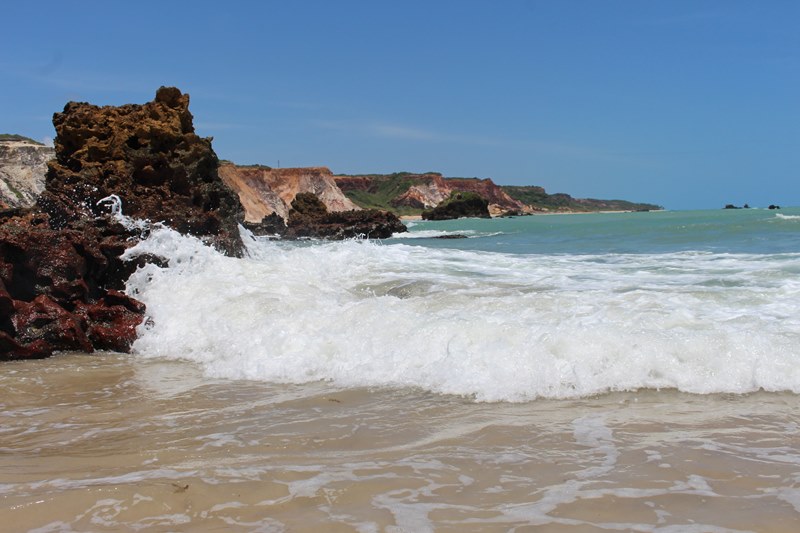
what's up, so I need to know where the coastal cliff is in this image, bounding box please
[502,185,662,213]
[0,138,53,209]
[334,172,661,216]
[218,164,359,222]
[334,172,528,216]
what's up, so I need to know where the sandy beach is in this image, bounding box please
[2,353,799,531]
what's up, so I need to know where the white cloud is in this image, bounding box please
[313,119,500,146]
[313,118,644,164]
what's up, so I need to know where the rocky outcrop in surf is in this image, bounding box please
[0,210,148,358]
[0,138,53,209]
[1,87,244,360]
[38,86,244,257]
[246,192,406,240]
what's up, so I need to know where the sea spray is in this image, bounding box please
[123,222,800,401]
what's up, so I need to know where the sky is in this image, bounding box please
[2,1,798,210]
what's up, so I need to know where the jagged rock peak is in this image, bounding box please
[39,86,244,256]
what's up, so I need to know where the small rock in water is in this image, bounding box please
[434,234,469,239]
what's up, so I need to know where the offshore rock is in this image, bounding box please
[422,191,491,220]
[284,193,405,240]
[39,86,244,257]
[0,139,54,209]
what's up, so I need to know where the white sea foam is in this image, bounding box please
[124,226,800,402]
[390,229,503,239]
[775,213,800,220]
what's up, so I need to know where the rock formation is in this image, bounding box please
[38,86,244,257]
[218,164,359,222]
[0,139,53,209]
[422,191,492,220]
[0,210,147,358]
[1,87,243,360]
[258,192,406,240]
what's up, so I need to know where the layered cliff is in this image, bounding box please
[0,139,53,209]
[219,164,360,222]
[334,172,528,216]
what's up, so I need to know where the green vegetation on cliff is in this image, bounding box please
[502,185,662,212]
[422,191,491,220]
[337,172,433,216]
[336,172,662,215]
[0,134,43,145]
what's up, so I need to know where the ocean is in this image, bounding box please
[2,208,800,531]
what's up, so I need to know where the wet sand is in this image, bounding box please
[2,353,799,531]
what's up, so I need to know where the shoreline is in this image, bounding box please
[400,209,662,221]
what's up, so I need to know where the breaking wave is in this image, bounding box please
[122,224,800,402]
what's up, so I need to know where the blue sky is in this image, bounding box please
[2,1,798,210]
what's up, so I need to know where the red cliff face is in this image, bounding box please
[219,164,360,223]
[334,172,528,215]
[390,174,450,209]
[445,178,526,214]
[331,176,375,192]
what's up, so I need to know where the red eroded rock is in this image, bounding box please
[11,294,92,353]
[0,213,146,360]
[74,290,145,352]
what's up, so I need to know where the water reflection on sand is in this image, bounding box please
[1,353,799,532]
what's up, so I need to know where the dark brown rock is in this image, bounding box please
[39,86,244,256]
[283,192,406,240]
[242,212,287,236]
[422,191,491,220]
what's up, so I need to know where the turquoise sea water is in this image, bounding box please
[397,207,800,255]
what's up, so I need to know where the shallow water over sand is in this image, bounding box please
[2,353,799,531]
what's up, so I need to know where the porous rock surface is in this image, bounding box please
[1,87,243,360]
[39,86,244,256]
